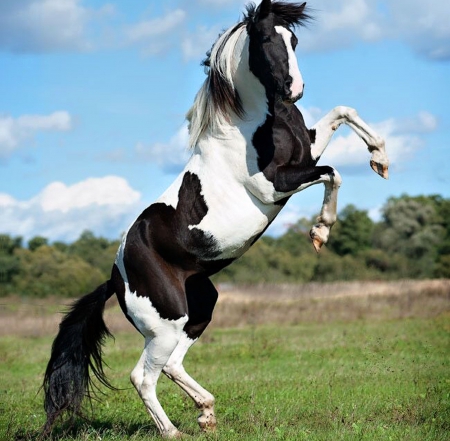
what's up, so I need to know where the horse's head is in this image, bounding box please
[246,0,310,104]
[187,0,312,148]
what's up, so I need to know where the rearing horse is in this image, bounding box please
[42,0,389,438]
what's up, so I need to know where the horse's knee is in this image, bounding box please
[130,368,143,390]
[331,168,342,188]
[163,360,182,380]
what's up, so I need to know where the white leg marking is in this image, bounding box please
[309,168,342,252]
[125,289,189,438]
[132,337,184,438]
[311,106,389,178]
[163,333,217,432]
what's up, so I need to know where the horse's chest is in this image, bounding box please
[156,162,279,260]
[187,168,277,258]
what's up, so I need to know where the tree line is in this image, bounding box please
[1,194,449,297]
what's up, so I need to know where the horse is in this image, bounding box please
[42,0,389,438]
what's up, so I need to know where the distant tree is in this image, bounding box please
[375,195,445,277]
[430,195,450,277]
[359,249,409,279]
[13,245,105,297]
[0,235,22,291]
[28,236,48,251]
[68,230,119,277]
[312,249,374,282]
[53,241,69,253]
[328,204,374,256]
[276,217,317,256]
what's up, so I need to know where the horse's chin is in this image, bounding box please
[283,92,303,104]
[280,92,303,105]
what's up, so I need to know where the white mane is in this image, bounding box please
[186,24,247,149]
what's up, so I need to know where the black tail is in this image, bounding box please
[42,280,115,436]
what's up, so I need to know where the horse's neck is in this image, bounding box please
[233,37,268,122]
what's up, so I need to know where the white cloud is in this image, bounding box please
[0,111,72,159]
[124,9,186,56]
[135,124,191,173]
[1,0,448,60]
[0,176,141,242]
[386,0,450,60]
[297,105,324,127]
[297,0,450,60]
[195,0,247,7]
[100,124,191,174]
[181,24,223,62]
[0,0,112,52]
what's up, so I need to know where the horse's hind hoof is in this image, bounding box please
[198,412,217,432]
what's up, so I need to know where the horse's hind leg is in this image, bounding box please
[163,275,218,432]
[131,318,188,438]
[164,333,217,432]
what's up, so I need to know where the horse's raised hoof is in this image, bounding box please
[312,237,323,253]
[310,224,329,253]
[370,159,389,179]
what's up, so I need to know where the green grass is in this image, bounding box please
[1,315,449,440]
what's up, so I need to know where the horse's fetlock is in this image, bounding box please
[199,394,215,410]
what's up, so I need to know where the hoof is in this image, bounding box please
[162,429,186,439]
[310,224,329,253]
[370,159,389,179]
[198,412,217,432]
[312,237,323,253]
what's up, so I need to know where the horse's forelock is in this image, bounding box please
[244,1,313,28]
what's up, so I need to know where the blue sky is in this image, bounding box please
[1,0,449,242]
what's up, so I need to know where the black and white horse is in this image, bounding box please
[43,0,389,438]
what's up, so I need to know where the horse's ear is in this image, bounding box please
[255,0,272,21]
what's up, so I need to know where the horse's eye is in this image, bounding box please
[291,35,298,49]
[262,35,271,43]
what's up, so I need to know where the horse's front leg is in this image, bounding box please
[309,168,342,252]
[310,106,389,179]
[273,165,342,252]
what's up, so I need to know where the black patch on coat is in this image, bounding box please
[244,2,330,196]
[120,172,231,321]
[252,100,318,191]
[183,274,218,340]
[110,263,143,334]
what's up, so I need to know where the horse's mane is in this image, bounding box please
[244,1,312,28]
[186,23,246,149]
[186,1,312,149]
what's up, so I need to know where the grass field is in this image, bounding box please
[1,280,449,440]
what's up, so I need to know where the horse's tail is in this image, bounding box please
[42,280,115,435]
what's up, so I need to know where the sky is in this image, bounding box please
[1,0,449,243]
